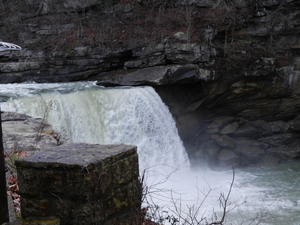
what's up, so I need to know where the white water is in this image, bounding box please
[1,82,300,225]
[1,82,189,172]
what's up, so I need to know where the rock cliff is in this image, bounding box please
[1,0,300,167]
[1,0,298,84]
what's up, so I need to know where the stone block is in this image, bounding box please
[15,143,141,225]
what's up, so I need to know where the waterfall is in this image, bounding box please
[1,83,189,171]
[1,82,298,224]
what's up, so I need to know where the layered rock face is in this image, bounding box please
[2,0,293,83]
[0,0,300,167]
[2,112,60,154]
[156,82,300,167]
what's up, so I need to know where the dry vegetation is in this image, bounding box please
[141,169,238,225]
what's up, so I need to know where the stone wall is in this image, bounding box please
[15,143,141,225]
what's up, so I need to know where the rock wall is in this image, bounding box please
[156,81,300,168]
[0,0,298,84]
[1,0,300,167]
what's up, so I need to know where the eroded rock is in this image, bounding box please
[217,149,239,167]
[97,64,214,86]
[2,112,60,153]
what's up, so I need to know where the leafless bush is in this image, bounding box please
[141,167,268,225]
[141,169,238,225]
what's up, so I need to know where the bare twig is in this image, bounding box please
[209,168,235,225]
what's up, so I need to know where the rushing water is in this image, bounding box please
[0,82,189,172]
[0,82,300,225]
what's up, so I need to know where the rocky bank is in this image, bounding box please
[0,0,300,167]
[2,112,60,154]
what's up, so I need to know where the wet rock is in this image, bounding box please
[204,140,220,160]
[235,139,267,159]
[220,122,239,135]
[266,146,299,159]
[233,125,260,138]
[211,134,236,149]
[259,133,294,147]
[192,140,220,164]
[269,121,289,134]
[217,149,239,167]
[254,155,281,167]
[250,120,290,136]
[289,116,300,131]
[207,117,235,134]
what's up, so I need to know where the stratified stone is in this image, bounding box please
[15,143,141,225]
[211,134,236,149]
[97,64,214,86]
[235,139,267,159]
[220,122,239,135]
[217,149,239,167]
[207,117,235,134]
[2,112,59,153]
